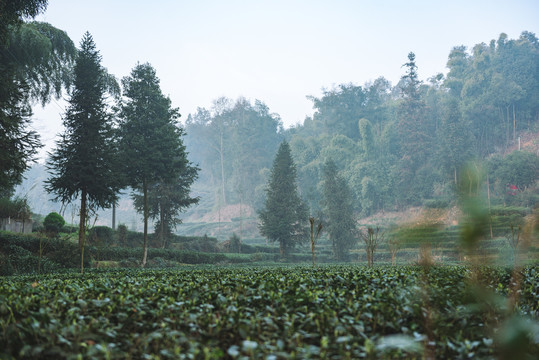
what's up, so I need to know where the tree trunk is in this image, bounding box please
[506,105,510,148]
[513,103,517,141]
[79,188,87,274]
[112,201,116,230]
[160,201,165,248]
[239,196,242,253]
[142,180,149,267]
[366,244,372,267]
[487,173,493,239]
[312,245,315,269]
[310,218,315,269]
[219,131,226,206]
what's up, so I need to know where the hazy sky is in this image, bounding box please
[32,0,539,160]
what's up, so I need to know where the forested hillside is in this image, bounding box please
[183,31,539,225]
[13,31,539,240]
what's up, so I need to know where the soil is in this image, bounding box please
[505,129,539,155]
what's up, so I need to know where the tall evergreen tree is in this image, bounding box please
[258,140,308,258]
[119,63,196,265]
[322,158,357,261]
[398,52,430,165]
[395,52,431,206]
[45,32,119,272]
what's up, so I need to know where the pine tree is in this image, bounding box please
[258,140,308,258]
[322,158,357,261]
[398,52,430,165]
[119,63,198,265]
[396,52,431,206]
[46,32,119,273]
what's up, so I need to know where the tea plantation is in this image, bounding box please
[1,265,538,359]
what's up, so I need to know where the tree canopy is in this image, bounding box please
[0,0,48,45]
[0,21,75,196]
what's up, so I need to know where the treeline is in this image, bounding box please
[185,32,539,217]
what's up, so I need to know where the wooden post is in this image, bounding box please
[79,189,87,273]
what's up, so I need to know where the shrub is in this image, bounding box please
[0,252,14,276]
[490,206,530,217]
[60,225,78,234]
[8,245,37,274]
[168,234,220,252]
[116,224,128,246]
[126,230,144,248]
[229,233,241,253]
[88,226,114,246]
[0,232,41,253]
[250,252,266,262]
[239,243,280,254]
[0,231,84,274]
[119,257,139,268]
[43,212,66,235]
[46,239,86,269]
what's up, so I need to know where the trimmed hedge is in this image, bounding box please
[86,246,248,265]
[0,231,82,275]
[88,226,114,246]
[237,243,280,254]
[0,231,258,275]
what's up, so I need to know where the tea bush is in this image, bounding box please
[0,265,537,359]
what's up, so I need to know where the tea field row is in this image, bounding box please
[1,265,538,359]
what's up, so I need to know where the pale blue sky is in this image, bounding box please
[33,0,539,159]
